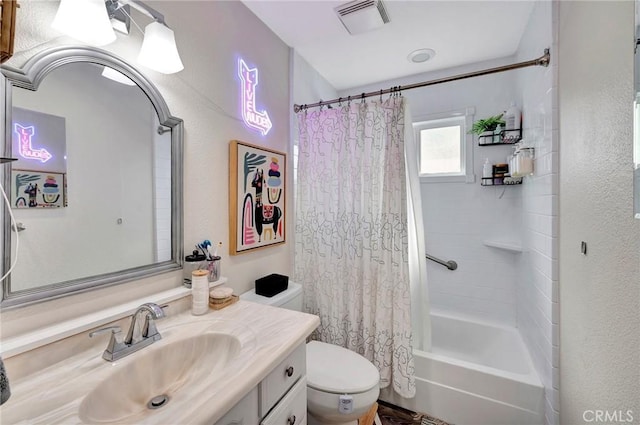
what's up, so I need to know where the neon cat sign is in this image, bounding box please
[14,123,52,163]
[238,58,272,136]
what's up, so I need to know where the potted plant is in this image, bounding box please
[469,114,505,141]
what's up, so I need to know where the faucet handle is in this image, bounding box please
[90,326,126,358]
[89,326,122,338]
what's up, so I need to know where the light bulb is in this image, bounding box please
[137,22,184,74]
[51,0,116,46]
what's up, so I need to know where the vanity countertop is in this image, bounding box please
[0,300,320,424]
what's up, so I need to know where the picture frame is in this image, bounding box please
[0,0,19,64]
[11,170,67,208]
[229,140,285,255]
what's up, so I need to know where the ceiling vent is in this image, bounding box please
[334,0,390,35]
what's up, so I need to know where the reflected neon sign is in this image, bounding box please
[14,123,52,163]
[238,58,272,136]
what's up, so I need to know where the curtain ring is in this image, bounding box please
[379,89,383,102]
[361,93,365,104]
[348,96,352,106]
[338,97,342,106]
[318,99,323,111]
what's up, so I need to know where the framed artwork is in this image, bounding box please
[0,0,18,64]
[11,170,67,209]
[229,140,285,255]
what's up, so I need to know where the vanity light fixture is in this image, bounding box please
[51,0,184,74]
[51,0,117,46]
[136,21,184,74]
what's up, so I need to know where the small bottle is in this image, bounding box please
[510,147,519,177]
[504,102,520,130]
[504,102,521,143]
[483,158,493,186]
[191,269,209,316]
[519,148,534,175]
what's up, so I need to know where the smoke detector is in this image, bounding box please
[334,0,390,35]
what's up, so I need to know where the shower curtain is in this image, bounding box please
[294,97,418,398]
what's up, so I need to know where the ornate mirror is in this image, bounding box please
[1,46,183,307]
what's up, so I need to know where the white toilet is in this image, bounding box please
[241,282,380,425]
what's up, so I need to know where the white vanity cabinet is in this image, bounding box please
[215,342,307,425]
[214,387,261,425]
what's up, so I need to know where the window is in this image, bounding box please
[414,108,475,183]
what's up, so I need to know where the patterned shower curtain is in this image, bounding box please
[294,97,416,398]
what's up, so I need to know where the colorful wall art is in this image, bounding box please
[11,170,66,208]
[229,140,285,254]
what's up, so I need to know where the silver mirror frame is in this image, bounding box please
[1,46,184,308]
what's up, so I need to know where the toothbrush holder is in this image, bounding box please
[207,256,221,283]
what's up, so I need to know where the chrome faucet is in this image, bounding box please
[90,303,166,362]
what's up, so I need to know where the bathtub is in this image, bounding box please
[380,311,544,425]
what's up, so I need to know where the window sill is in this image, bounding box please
[419,174,476,184]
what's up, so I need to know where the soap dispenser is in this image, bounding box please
[503,102,521,143]
[483,158,493,186]
[504,102,520,130]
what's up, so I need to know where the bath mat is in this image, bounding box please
[377,400,452,425]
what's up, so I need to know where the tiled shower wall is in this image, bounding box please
[514,1,559,425]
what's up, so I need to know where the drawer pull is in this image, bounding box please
[285,366,294,377]
[287,415,296,425]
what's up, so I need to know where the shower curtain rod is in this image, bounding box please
[293,48,550,113]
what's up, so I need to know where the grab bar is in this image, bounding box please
[426,253,458,271]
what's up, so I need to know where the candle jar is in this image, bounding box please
[183,250,206,288]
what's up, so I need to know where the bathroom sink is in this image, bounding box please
[78,332,241,423]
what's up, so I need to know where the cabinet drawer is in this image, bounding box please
[259,342,306,416]
[214,386,259,425]
[261,376,307,425]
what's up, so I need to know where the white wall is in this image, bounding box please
[292,52,338,107]
[290,51,338,269]
[558,1,640,423]
[344,59,523,327]
[514,2,558,424]
[1,0,292,337]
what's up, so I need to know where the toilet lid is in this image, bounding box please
[306,341,380,394]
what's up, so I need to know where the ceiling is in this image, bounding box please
[242,0,536,91]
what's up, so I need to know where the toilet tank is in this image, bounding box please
[240,281,303,311]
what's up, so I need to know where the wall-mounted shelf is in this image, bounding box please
[483,240,523,253]
[481,176,523,186]
[478,128,522,146]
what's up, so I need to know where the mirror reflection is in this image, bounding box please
[2,47,182,306]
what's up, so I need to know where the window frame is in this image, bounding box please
[414,107,476,184]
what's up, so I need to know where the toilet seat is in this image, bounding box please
[306,341,379,394]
